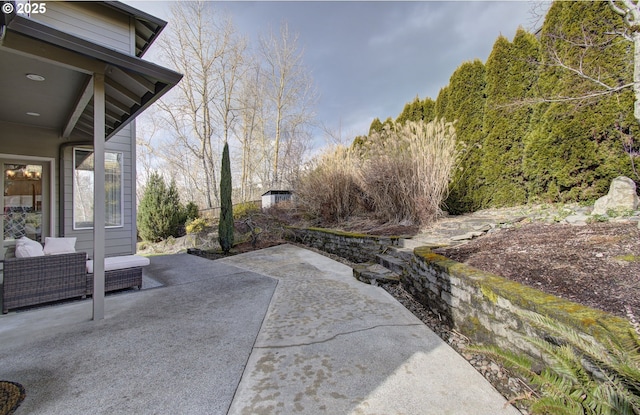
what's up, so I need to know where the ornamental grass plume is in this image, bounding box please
[358,119,458,226]
[295,145,362,223]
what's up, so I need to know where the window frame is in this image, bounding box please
[72,147,124,230]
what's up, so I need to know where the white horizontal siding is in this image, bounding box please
[30,3,132,55]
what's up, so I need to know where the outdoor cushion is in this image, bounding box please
[14,236,45,258]
[86,255,150,274]
[43,237,77,255]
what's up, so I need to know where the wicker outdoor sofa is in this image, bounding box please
[2,252,145,313]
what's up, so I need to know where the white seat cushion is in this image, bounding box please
[15,236,45,258]
[86,255,150,274]
[43,237,76,255]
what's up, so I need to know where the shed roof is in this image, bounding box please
[262,190,293,196]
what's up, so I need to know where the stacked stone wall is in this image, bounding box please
[286,227,401,263]
[289,226,633,359]
[406,246,632,356]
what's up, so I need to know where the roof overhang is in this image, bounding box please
[103,1,168,57]
[0,6,182,141]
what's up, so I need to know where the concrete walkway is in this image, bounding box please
[0,245,519,414]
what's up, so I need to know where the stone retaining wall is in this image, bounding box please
[406,246,633,357]
[289,226,634,359]
[285,227,402,263]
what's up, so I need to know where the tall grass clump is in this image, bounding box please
[296,145,362,223]
[359,119,458,225]
[296,119,457,226]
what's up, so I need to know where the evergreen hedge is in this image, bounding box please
[358,1,639,214]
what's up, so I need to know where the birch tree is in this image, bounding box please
[236,60,266,201]
[155,1,244,208]
[258,22,317,188]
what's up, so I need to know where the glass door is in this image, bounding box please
[2,161,49,245]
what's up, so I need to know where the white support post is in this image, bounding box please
[93,73,106,321]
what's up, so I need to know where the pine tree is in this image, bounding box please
[137,172,185,242]
[218,141,234,254]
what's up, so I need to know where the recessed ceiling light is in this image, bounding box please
[26,73,45,81]
[26,112,41,117]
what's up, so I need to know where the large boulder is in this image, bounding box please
[592,176,639,215]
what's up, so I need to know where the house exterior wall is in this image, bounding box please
[0,122,60,158]
[62,125,136,258]
[6,3,140,258]
[0,121,59,238]
[28,2,131,54]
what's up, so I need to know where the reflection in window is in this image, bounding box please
[3,164,43,241]
[73,148,122,229]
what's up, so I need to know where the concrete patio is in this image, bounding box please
[0,244,520,414]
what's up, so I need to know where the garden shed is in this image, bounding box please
[261,190,292,209]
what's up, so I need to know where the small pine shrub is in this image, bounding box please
[138,172,185,242]
[184,201,200,222]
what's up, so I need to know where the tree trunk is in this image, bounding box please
[634,30,640,123]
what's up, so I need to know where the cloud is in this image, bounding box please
[129,0,540,150]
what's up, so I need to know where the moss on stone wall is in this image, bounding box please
[413,245,634,344]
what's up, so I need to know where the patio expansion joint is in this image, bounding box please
[254,323,425,349]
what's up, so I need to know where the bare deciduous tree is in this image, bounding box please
[236,59,266,201]
[258,22,317,188]
[155,1,244,208]
[140,5,317,206]
[609,0,640,122]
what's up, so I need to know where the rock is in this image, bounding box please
[593,176,639,215]
[564,214,588,225]
[450,231,486,241]
[472,224,492,232]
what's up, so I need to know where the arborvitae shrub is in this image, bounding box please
[479,29,539,207]
[523,1,637,202]
[442,60,487,214]
[218,142,234,253]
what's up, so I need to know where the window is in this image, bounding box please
[3,163,44,242]
[73,148,123,229]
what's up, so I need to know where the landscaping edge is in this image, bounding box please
[287,226,636,361]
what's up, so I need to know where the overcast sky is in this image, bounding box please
[129,1,545,150]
